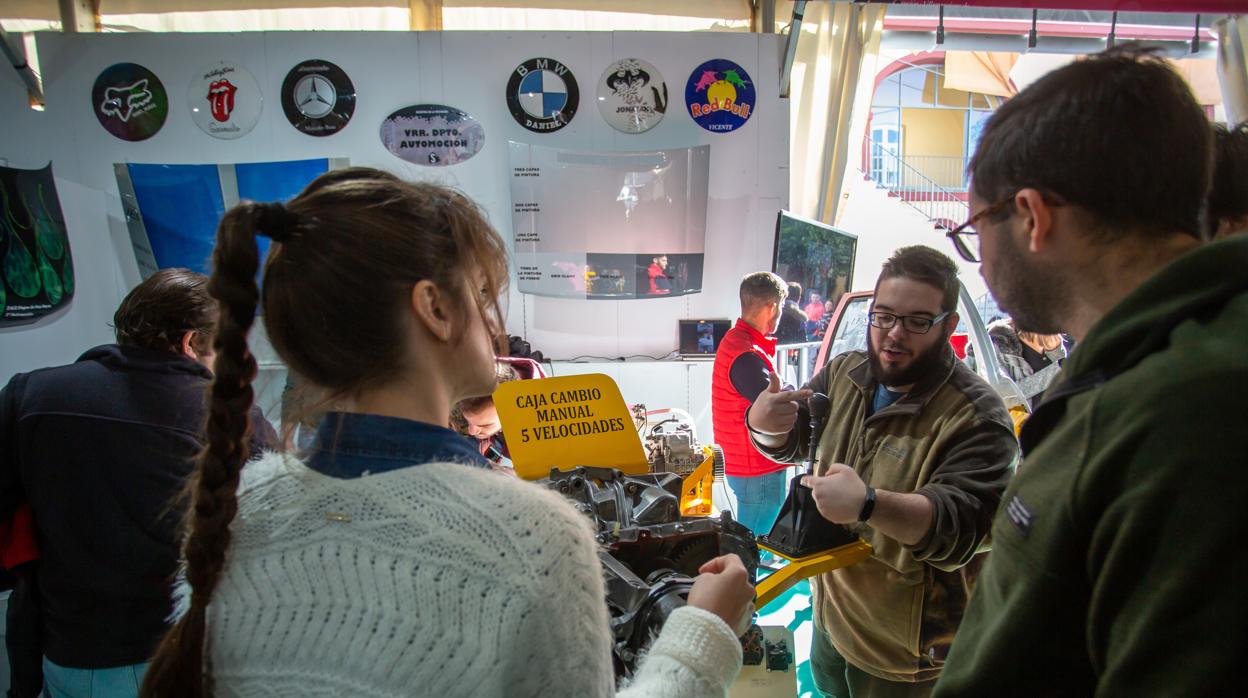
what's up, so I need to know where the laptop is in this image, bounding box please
[678,319,731,359]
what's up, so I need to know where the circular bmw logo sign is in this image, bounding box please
[507,57,579,133]
[281,59,355,137]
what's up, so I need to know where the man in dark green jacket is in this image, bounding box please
[935,48,1248,696]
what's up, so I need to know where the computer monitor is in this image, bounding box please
[678,319,731,358]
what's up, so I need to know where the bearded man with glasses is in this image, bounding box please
[748,245,1018,697]
[933,48,1248,697]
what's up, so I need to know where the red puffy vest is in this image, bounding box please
[711,319,784,477]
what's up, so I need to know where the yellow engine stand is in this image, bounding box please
[754,540,874,609]
[677,446,717,517]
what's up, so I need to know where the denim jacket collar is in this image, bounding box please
[306,411,489,478]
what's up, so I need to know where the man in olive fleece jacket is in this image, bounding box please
[934,49,1248,696]
[750,246,1018,697]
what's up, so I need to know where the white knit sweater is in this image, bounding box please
[205,453,742,697]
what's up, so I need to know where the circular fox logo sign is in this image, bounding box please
[92,63,168,141]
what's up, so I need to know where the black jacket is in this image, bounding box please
[775,300,808,344]
[0,344,276,668]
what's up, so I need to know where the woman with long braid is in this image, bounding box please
[140,168,753,698]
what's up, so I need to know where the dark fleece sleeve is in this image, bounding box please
[729,352,772,404]
[907,421,1017,571]
[0,374,27,518]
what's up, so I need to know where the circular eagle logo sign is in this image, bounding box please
[598,58,667,134]
[507,57,579,133]
[685,59,756,134]
[280,59,356,137]
[92,63,168,142]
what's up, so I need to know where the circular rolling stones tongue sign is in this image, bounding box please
[685,59,756,134]
[92,63,169,142]
[189,62,262,140]
[281,59,356,137]
[380,105,485,166]
[507,57,579,134]
[598,58,667,134]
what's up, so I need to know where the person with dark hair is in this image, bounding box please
[0,268,277,698]
[934,48,1248,696]
[648,254,672,294]
[712,271,789,540]
[985,318,1065,407]
[140,168,754,698]
[450,356,546,471]
[748,246,1017,697]
[1208,121,1248,239]
[775,281,808,344]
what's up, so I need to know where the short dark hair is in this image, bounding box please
[1208,122,1248,235]
[113,268,216,355]
[786,282,802,302]
[739,271,786,312]
[877,246,960,313]
[970,46,1212,241]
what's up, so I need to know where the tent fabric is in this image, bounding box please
[944,51,1018,98]
[1216,15,1248,124]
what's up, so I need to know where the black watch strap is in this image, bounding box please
[858,486,877,522]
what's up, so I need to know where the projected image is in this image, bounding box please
[510,142,709,300]
[637,252,702,297]
[115,157,347,277]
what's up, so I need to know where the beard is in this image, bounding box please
[867,327,951,388]
[985,223,1066,335]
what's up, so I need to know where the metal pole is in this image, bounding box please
[779,0,806,98]
[0,28,44,109]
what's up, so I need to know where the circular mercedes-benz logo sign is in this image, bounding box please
[280,59,356,137]
[506,57,579,134]
[294,74,336,118]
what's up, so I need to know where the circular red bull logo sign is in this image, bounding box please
[188,62,262,140]
[685,59,756,134]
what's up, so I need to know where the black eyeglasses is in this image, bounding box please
[868,310,950,334]
[945,197,1012,264]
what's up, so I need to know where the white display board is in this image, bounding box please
[509,142,709,300]
[0,31,788,433]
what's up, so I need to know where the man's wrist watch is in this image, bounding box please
[858,486,877,522]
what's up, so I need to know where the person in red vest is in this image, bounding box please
[647,254,672,295]
[711,271,788,538]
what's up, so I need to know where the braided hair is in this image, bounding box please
[141,168,509,697]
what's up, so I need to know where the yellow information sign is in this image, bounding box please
[493,373,649,480]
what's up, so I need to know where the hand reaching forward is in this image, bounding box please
[747,371,814,436]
